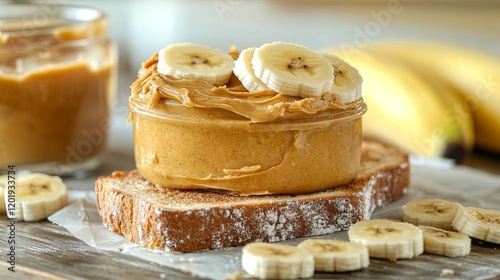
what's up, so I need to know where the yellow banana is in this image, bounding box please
[324,46,475,161]
[364,41,500,154]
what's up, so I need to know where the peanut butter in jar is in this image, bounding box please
[0,3,117,175]
[129,43,366,195]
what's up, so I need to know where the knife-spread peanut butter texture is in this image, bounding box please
[129,42,365,195]
[0,21,116,168]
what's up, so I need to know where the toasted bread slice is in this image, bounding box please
[95,141,409,252]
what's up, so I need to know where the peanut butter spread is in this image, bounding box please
[129,48,365,195]
[0,62,114,166]
[131,52,360,123]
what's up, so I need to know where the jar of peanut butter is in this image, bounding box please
[0,3,117,175]
[129,43,366,195]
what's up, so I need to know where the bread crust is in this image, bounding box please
[95,141,409,252]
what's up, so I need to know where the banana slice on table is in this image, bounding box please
[242,242,314,279]
[251,42,334,98]
[419,225,471,257]
[157,42,234,86]
[348,219,424,260]
[452,207,500,244]
[319,52,363,104]
[402,198,462,231]
[297,239,369,272]
[2,173,68,222]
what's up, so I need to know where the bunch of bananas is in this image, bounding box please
[324,41,500,162]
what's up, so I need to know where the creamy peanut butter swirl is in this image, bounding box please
[130,53,361,123]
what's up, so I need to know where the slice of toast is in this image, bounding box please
[95,141,409,252]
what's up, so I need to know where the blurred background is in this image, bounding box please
[62,0,500,72]
[6,0,500,173]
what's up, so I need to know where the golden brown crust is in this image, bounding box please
[95,141,410,252]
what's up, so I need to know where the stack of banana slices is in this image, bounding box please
[242,198,500,279]
[242,240,369,279]
[0,173,68,222]
[157,41,362,103]
[402,198,500,254]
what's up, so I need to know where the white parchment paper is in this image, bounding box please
[48,161,500,280]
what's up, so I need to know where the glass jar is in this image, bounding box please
[0,3,117,175]
[129,99,366,195]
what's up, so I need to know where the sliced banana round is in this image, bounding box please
[452,206,500,244]
[3,173,68,222]
[419,225,471,257]
[157,42,234,86]
[319,52,363,104]
[402,198,462,231]
[297,239,369,272]
[348,219,424,260]
[233,47,270,92]
[242,242,314,279]
[251,42,334,98]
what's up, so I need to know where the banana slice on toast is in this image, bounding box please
[234,42,362,103]
[157,42,234,86]
[251,42,334,98]
[157,41,362,103]
[233,47,270,92]
[320,52,363,104]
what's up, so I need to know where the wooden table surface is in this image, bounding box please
[1,151,499,280]
[0,217,499,280]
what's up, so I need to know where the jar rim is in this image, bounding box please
[129,99,367,131]
[0,2,107,50]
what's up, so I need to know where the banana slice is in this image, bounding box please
[319,52,363,104]
[452,207,500,244]
[3,173,68,222]
[348,219,424,260]
[233,47,270,92]
[242,242,314,279]
[402,198,462,231]
[297,239,369,272]
[419,226,471,257]
[251,42,334,98]
[157,42,235,86]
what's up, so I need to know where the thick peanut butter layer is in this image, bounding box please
[130,53,361,123]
